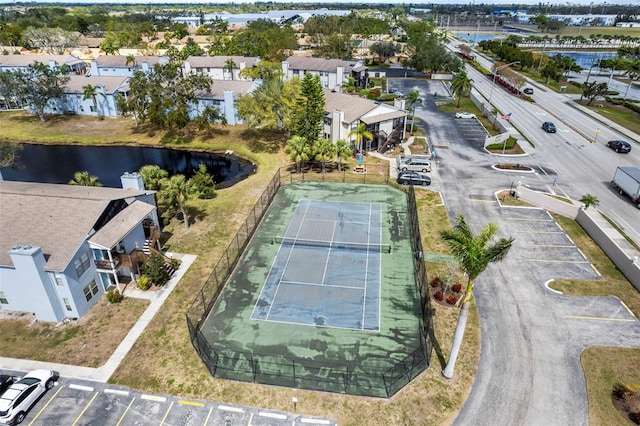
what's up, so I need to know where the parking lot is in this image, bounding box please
[454,117,489,149]
[1,372,333,426]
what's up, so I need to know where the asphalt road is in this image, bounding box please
[390,77,640,426]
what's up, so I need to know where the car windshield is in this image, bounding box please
[17,378,40,386]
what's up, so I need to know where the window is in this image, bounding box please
[0,291,8,304]
[83,280,99,302]
[63,298,72,312]
[55,275,64,286]
[292,70,299,75]
[89,106,96,112]
[74,252,92,277]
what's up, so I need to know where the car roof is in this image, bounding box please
[611,140,630,145]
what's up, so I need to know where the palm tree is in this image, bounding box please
[158,174,195,230]
[343,76,356,93]
[334,139,352,172]
[314,138,337,175]
[623,59,640,100]
[224,58,236,80]
[125,54,137,67]
[440,214,514,379]
[69,171,102,187]
[349,122,373,153]
[579,194,599,210]
[407,90,422,133]
[82,84,105,118]
[284,135,312,173]
[451,68,473,108]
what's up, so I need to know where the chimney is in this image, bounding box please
[120,172,145,190]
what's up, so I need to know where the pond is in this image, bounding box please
[1,144,255,189]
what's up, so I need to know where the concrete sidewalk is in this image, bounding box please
[0,253,197,382]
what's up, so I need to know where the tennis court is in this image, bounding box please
[251,199,385,330]
[195,181,430,397]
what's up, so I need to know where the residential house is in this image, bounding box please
[88,55,169,77]
[323,90,407,152]
[183,55,260,81]
[192,79,258,125]
[0,173,165,322]
[282,56,369,91]
[0,54,86,75]
[44,75,129,117]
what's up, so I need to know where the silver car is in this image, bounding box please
[0,369,58,425]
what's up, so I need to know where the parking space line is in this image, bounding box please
[507,218,554,222]
[203,406,214,426]
[141,394,167,402]
[469,198,495,203]
[160,401,174,425]
[520,244,575,248]
[218,404,244,413]
[28,385,64,426]
[104,388,130,396]
[72,391,99,426]
[301,419,331,424]
[116,397,136,426]
[530,259,591,263]
[516,230,564,234]
[177,399,205,407]
[564,315,636,322]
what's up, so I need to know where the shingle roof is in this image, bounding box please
[64,75,129,95]
[324,90,377,123]
[185,55,259,68]
[284,56,365,73]
[195,80,256,99]
[0,54,83,68]
[0,181,153,271]
[94,55,168,68]
[88,200,155,249]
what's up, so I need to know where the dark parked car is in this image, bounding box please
[0,375,14,396]
[606,140,631,153]
[523,87,534,95]
[397,171,431,186]
[542,121,556,133]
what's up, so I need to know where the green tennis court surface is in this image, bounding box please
[200,181,428,397]
[251,199,384,330]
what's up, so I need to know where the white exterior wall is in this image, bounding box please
[46,90,120,117]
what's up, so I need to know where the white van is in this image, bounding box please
[397,156,432,173]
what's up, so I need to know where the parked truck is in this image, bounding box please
[612,166,640,209]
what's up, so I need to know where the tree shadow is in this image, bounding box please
[428,307,448,369]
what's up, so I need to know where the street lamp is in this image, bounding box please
[489,61,520,107]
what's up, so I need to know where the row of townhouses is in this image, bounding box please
[0,53,407,322]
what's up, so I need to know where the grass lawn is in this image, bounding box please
[0,111,480,425]
[582,100,640,136]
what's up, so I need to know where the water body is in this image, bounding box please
[1,144,255,189]
[544,51,618,68]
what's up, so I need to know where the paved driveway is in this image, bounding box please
[390,77,640,426]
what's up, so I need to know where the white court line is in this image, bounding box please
[279,280,366,290]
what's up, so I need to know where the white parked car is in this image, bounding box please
[455,112,476,119]
[0,369,58,425]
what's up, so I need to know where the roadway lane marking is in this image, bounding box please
[218,404,244,413]
[203,406,214,425]
[469,198,495,203]
[620,301,636,318]
[72,391,99,426]
[177,400,205,407]
[116,397,136,426]
[69,384,94,392]
[258,411,287,419]
[28,385,64,425]
[564,315,636,322]
[104,388,130,396]
[160,401,174,425]
[141,394,167,402]
[516,230,564,234]
[507,218,555,222]
[520,244,575,248]
[530,259,591,263]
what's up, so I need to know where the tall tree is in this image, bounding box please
[3,62,70,121]
[349,122,373,153]
[82,84,105,118]
[159,174,194,230]
[21,26,78,54]
[314,138,336,175]
[69,171,102,187]
[189,163,216,199]
[284,135,312,173]
[623,59,640,100]
[224,58,236,80]
[290,73,325,144]
[451,68,473,108]
[581,81,608,106]
[406,89,422,133]
[0,141,22,180]
[440,214,514,379]
[334,139,352,172]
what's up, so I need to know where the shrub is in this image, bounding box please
[452,283,462,293]
[430,277,442,288]
[446,295,458,305]
[434,291,444,301]
[613,382,638,400]
[136,274,151,290]
[141,253,170,286]
[105,290,124,303]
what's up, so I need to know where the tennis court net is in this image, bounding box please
[272,236,391,253]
